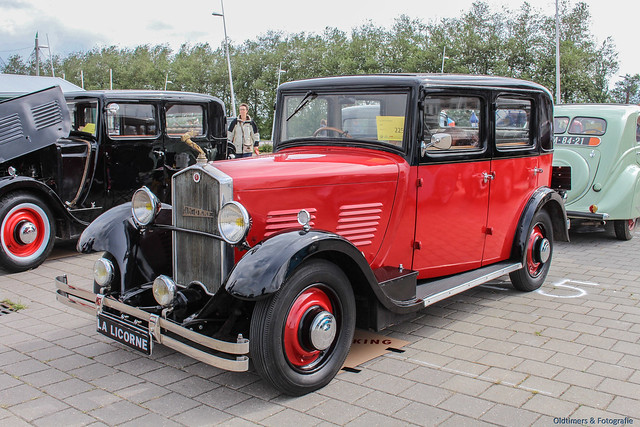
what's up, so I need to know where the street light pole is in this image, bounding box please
[555,0,561,104]
[212,0,236,117]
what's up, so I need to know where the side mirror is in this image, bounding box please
[421,133,452,156]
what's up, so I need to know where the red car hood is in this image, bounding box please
[213,146,403,191]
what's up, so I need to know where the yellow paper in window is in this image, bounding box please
[376,116,405,141]
[82,123,96,134]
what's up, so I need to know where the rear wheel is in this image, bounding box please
[0,192,56,272]
[250,259,355,396]
[510,210,553,292]
[614,218,637,241]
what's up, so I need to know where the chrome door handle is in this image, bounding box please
[533,168,544,175]
[482,172,495,183]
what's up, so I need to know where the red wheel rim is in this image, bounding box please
[1,204,48,260]
[628,219,637,232]
[526,224,544,277]
[284,286,334,367]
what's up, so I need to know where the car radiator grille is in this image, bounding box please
[172,164,233,295]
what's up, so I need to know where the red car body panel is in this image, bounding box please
[215,146,408,266]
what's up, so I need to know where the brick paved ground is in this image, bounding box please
[1,227,638,426]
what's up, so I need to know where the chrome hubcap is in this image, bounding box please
[17,221,37,245]
[309,310,336,351]
[536,238,551,264]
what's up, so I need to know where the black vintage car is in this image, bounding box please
[0,86,228,272]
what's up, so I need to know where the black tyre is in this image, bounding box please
[0,192,56,272]
[614,218,637,241]
[249,259,356,396]
[510,210,553,292]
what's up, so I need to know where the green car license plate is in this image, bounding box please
[97,311,152,355]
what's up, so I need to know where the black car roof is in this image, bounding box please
[279,74,552,96]
[64,89,223,104]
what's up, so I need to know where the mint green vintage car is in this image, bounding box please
[553,104,640,240]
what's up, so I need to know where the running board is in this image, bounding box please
[416,262,522,307]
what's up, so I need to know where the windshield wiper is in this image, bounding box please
[286,91,317,121]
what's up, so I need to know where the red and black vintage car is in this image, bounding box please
[0,87,228,272]
[56,74,569,395]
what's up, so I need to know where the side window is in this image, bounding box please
[554,116,569,134]
[495,97,532,149]
[106,103,157,138]
[67,101,98,136]
[167,104,205,137]
[423,95,482,154]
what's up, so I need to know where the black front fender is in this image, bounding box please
[77,203,173,293]
[225,230,377,300]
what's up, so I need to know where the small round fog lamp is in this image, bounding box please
[93,258,114,288]
[153,275,177,307]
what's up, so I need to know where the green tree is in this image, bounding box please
[611,74,640,104]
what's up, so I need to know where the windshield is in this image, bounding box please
[279,91,409,149]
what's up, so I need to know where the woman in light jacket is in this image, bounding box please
[227,103,260,158]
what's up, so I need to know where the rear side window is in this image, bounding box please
[495,97,532,149]
[567,117,606,136]
[167,104,205,137]
[106,103,158,138]
[554,116,569,134]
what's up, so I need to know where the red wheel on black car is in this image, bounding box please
[0,192,56,273]
[510,210,553,292]
[614,218,637,241]
[250,259,355,396]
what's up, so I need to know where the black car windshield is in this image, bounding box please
[279,91,409,149]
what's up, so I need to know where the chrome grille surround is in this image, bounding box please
[171,163,234,295]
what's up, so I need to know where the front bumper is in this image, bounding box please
[55,275,249,372]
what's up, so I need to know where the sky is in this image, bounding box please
[0,0,636,88]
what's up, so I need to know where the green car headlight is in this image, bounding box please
[131,187,160,227]
[218,201,250,244]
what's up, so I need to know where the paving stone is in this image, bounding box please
[115,382,172,404]
[20,367,71,387]
[479,384,533,407]
[142,392,200,417]
[32,406,96,427]
[65,388,122,412]
[119,412,182,427]
[394,401,453,425]
[354,390,411,415]
[306,398,366,425]
[0,383,43,406]
[560,385,614,409]
[260,408,323,427]
[522,393,579,416]
[438,393,495,418]
[195,386,251,410]
[170,405,233,426]
[89,399,149,425]
[225,396,285,423]
[317,379,371,403]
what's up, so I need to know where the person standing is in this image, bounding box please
[228,103,260,158]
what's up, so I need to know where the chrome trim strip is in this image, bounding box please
[55,276,249,371]
[421,263,522,307]
[566,210,610,221]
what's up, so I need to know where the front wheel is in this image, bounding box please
[510,210,553,292]
[614,218,637,241]
[249,259,355,396]
[0,192,56,272]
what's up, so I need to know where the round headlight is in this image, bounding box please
[218,201,250,244]
[153,275,177,307]
[132,187,160,226]
[93,258,114,288]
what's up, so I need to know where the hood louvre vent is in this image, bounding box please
[265,208,317,237]
[337,203,382,247]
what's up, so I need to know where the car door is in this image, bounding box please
[104,100,164,206]
[413,93,491,279]
[482,95,541,264]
